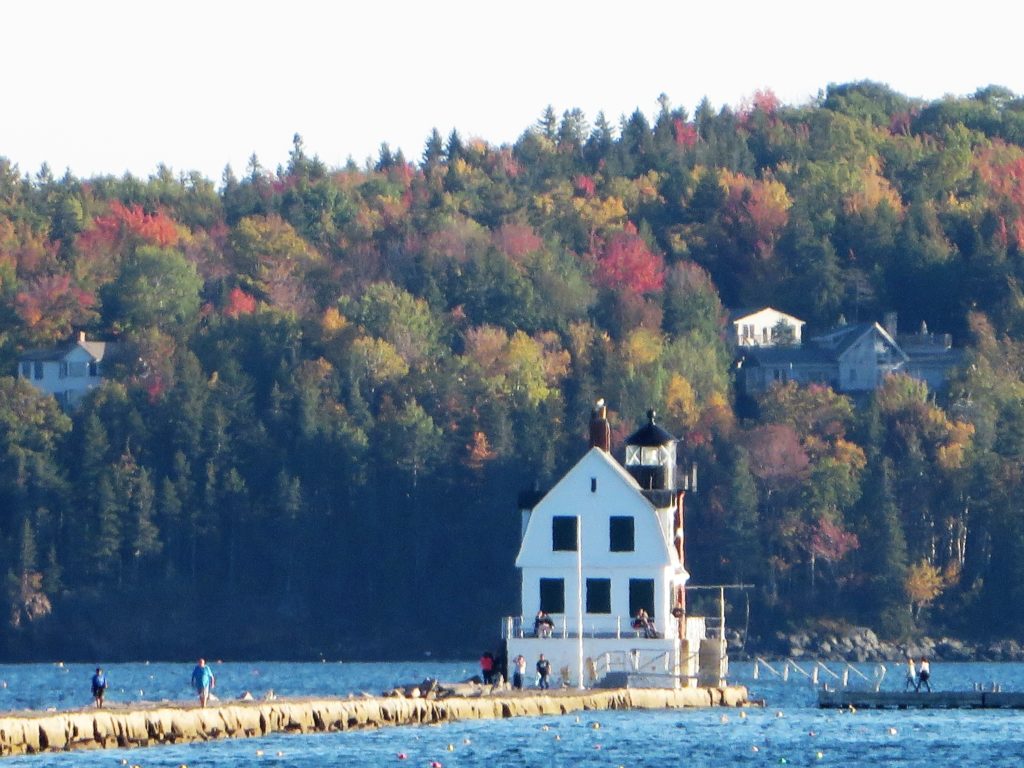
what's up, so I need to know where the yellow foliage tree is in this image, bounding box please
[905,559,944,620]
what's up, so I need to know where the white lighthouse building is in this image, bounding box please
[502,402,725,689]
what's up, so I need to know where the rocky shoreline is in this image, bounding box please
[732,627,1024,663]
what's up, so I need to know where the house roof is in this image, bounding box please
[812,322,908,362]
[729,306,805,327]
[19,336,114,363]
[738,345,835,366]
[515,446,677,568]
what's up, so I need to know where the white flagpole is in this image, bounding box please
[577,514,584,689]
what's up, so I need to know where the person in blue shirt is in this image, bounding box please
[91,668,107,707]
[191,658,216,707]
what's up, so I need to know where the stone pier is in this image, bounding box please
[0,685,749,755]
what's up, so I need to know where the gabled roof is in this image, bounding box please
[730,306,805,328]
[812,322,908,362]
[515,447,676,568]
[18,335,115,362]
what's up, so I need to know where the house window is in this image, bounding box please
[609,516,635,552]
[762,327,769,343]
[88,362,99,377]
[552,516,577,551]
[20,362,30,378]
[586,578,611,614]
[539,578,565,614]
[59,362,68,379]
[33,362,43,380]
[629,578,655,618]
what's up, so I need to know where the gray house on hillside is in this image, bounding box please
[735,311,962,397]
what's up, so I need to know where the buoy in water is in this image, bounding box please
[776,710,784,718]
[752,746,759,753]
[888,727,898,736]
[816,752,824,760]
[397,753,407,760]
[447,744,454,751]
[591,722,600,729]
[739,710,747,719]
[720,714,729,724]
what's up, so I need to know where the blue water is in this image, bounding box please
[5,661,1024,766]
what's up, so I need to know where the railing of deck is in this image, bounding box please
[501,615,677,640]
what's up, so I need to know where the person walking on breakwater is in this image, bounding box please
[91,668,107,707]
[904,657,917,691]
[536,653,551,689]
[917,657,931,692]
[191,658,216,707]
[512,655,526,690]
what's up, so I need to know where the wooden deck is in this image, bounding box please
[818,689,1024,709]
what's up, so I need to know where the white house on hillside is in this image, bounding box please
[732,307,805,348]
[17,331,115,408]
[502,403,723,689]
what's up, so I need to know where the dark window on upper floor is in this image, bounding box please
[552,516,577,551]
[609,516,635,552]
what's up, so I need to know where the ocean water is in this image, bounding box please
[4,660,1024,766]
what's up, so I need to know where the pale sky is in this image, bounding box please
[4,0,1022,184]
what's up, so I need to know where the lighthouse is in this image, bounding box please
[501,401,716,689]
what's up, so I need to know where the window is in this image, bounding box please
[609,516,634,552]
[88,362,99,377]
[20,362,30,378]
[33,362,43,380]
[59,362,68,379]
[629,578,655,618]
[539,578,565,614]
[586,578,611,614]
[552,516,577,551]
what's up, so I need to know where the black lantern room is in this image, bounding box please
[624,409,677,491]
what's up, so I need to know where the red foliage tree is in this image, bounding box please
[492,223,543,263]
[574,174,597,198]
[593,231,665,296]
[15,273,98,341]
[83,201,179,250]
[673,119,699,148]
[224,286,257,318]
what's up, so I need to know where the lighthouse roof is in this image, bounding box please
[625,411,675,447]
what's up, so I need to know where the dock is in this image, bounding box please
[818,689,1024,709]
[0,685,750,756]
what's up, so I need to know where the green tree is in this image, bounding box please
[101,245,202,335]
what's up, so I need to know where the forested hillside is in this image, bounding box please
[3,82,1024,660]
